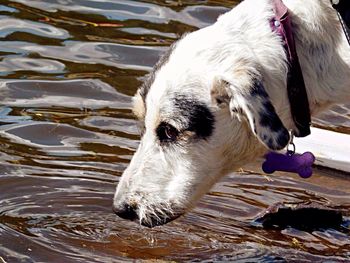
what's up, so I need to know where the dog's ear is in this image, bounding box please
[211,77,290,150]
[211,77,231,108]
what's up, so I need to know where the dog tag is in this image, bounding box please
[262,151,315,178]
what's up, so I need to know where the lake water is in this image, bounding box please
[0,0,349,262]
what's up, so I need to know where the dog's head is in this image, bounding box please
[113,25,290,227]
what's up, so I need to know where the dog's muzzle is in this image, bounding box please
[113,202,139,221]
[113,200,181,228]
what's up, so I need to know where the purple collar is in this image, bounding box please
[270,0,311,138]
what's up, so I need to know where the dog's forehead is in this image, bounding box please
[138,43,179,104]
[134,28,217,130]
[139,27,215,104]
[132,47,177,121]
[140,70,210,128]
[138,59,214,134]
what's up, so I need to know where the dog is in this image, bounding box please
[113,0,350,227]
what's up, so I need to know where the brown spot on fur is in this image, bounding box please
[132,90,145,120]
[211,77,230,107]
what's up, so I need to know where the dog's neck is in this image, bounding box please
[283,0,350,108]
[271,0,311,137]
[216,0,350,129]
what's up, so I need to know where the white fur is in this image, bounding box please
[114,0,350,227]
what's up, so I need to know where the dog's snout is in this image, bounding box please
[113,202,138,221]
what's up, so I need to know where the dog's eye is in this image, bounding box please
[156,123,179,142]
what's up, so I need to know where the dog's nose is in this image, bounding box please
[113,202,138,221]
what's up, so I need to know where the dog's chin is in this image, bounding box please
[140,213,182,228]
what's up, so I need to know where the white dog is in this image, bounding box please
[113,0,350,227]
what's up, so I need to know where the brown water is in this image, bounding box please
[0,0,349,262]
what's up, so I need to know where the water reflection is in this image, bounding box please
[0,57,65,74]
[0,15,69,38]
[0,79,131,108]
[12,0,229,27]
[0,41,165,72]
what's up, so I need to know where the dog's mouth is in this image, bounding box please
[140,213,182,228]
[113,201,184,228]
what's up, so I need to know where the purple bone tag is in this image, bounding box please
[262,151,316,178]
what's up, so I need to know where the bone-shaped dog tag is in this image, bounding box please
[262,151,315,178]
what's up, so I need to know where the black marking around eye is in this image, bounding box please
[173,95,215,139]
[156,122,179,143]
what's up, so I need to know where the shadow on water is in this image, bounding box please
[0,0,349,262]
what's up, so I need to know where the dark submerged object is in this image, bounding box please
[254,202,344,231]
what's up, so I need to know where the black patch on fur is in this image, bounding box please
[231,106,243,115]
[263,129,290,150]
[173,95,215,139]
[249,81,286,133]
[250,80,269,98]
[248,80,282,132]
[262,101,275,114]
[276,132,290,149]
[247,79,290,150]
[259,109,283,132]
[268,138,274,148]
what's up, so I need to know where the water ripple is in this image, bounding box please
[0,79,131,108]
[12,0,229,27]
[0,15,70,39]
[0,41,165,71]
[0,56,66,75]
